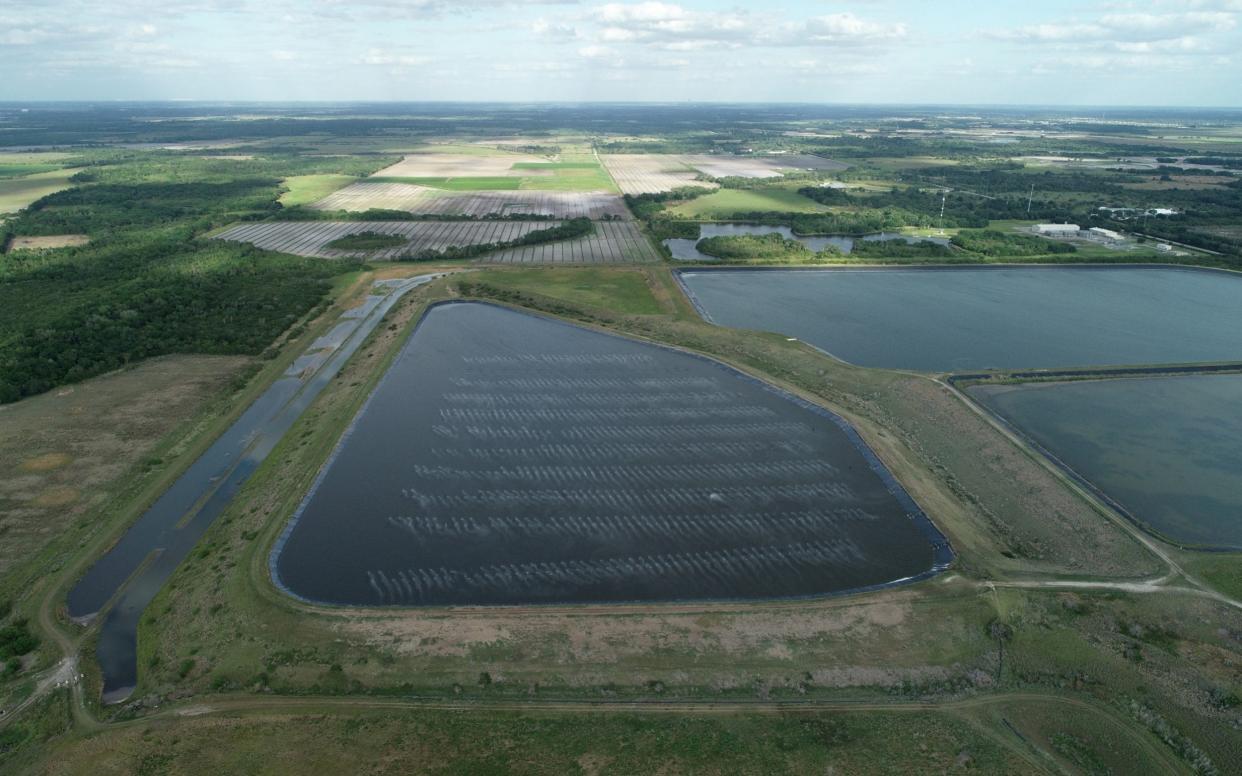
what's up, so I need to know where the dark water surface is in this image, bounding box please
[970,374,1242,548]
[677,267,1242,371]
[663,224,949,262]
[273,302,950,606]
[67,275,440,703]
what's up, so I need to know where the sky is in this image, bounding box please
[2,0,1240,106]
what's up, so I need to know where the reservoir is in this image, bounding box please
[677,267,1242,371]
[663,224,949,262]
[272,302,951,606]
[969,373,1242,549]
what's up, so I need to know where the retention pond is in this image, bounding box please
[969,373,1242,549]
[677,266,1242,371]
[272,301,951,607]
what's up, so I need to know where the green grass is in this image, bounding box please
[469,267,664,315]
[19,706,1037,775]
[511,162,599,170]
[666,188,829,218]
[1181,552,1242,599]
[367,166,617,193]
[278,174,358,206]
[0,168,81,213]
[0,164,62,179]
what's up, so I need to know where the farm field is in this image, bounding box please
[311,182,630,218]
[600,154,719,194]
[278,174,358,206]
[0,167,81,212]
[680,153,849,179]
[214,220,658,263]
[666,187,831,218]
[369,148,617,192]
[485,220,658,263]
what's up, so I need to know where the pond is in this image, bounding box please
[663,224,949,262]
[272,301,951,607]
[677,266,1242,371]
[969,373,1242,549]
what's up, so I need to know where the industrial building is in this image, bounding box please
[1089,227,1123,242]
[1035,223,1081,236]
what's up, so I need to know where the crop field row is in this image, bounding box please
[683,153,849,179]
[312,182,630,219]
[372,151,549,178]
[214,220,559,259]
[214,220,659,263]
[600,153,848,193]
[599,154,720,194]
[485,221,658,264]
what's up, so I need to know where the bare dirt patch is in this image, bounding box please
[7,234,90,251]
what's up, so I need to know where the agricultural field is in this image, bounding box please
[484,220,658,263]
[665,187,831,218]
[277,174,359,207]
[214,220,659,263]
[311,182,630,219]
[0,167,81,213]
[680,153,849,179]
[600,154,720,194]
[367,146,617,192]
[601,153,847,194]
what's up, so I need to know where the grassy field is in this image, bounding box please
[0,355,248,586]
[368,176,522,190]
[278,174,358,206]
[366,170,617,193]
[467,267,668,315]
[0,169,82,213]
[666,188,829,218]
[16,701,1056,775]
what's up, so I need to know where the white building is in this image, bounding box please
[1035,223,1081,236]
[1156,243,1173,252]
[1089,227,1123,242]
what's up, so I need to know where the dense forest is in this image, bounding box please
[0,153,383,403]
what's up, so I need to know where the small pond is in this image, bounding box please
[677,266,1242,371]
[969,373,1242,548]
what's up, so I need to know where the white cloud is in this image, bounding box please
[586,3,904,51]
[357,48,430,66]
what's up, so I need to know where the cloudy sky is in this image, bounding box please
[2,0,1239,105]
